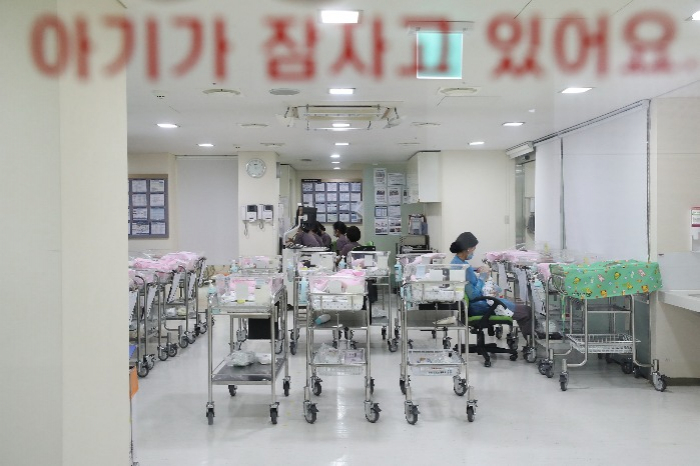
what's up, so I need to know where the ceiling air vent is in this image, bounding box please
[238,123,269,128]
[437,86,480,97]
[411,122,441,127]
[300,158,313,162]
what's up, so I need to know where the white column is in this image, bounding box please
[0,0,129,464]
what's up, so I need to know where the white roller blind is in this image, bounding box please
[534,137,562,249]
[562,107,648,260]
[176,158,238,265]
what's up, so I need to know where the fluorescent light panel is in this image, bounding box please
[469,141,484,146]
[330,154,340,158]
[321,10,360,24]
[332,161,340,164]
[332,123,350,128]
[503,122,524,127]
[692,10,700,20]
[561,87,593,94]
[328,88,355,95]
[157,123,178,128]
[333,167,341,170]
[198,143,214,147]
[335,142,349,146]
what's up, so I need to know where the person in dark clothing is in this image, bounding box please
[333,221,349,254]
[313,222,332,248]
[339,225,361,258]
[290,225,321,247]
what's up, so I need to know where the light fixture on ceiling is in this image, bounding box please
[329,88,355,95]
[503,122,524,127]
[320,10,361,24]
[330,154,340,158]
[202,88,241,97]
[238,123,269,128]
[469,141,484,146]
[398,142,420,146]
[269,88,300,96]
[505,142,534,159]
[333,167,341,170]
[560,87,593,94]
[335,142,349,146]
[261,142,284,147]
[198,143,214,147]
[437,86,480,97]
[332,161,340,164]
[411,122,440,127]
[332,123,350,128]
[528,109,536,113]
[157,123,178,128]
[690,10,700,20]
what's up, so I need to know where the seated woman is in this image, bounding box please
[338,225,361,258]
[290,224,322,247]
[333,221,349,255]
[313,222,332,248]
[450,231,532,338]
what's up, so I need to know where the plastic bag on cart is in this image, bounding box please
[314,343,341,364]
[256,353,272,365]
[226,350,256,366]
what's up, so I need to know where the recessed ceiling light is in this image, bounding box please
[335,142,349,146]
[560,87,593,94]
[261,142,285,147]
[198,143,214,147]
[320,10,360,24]
[202,88,241,97]
[238,123,269,128]
[157,123,178,129]
[332,123,350,128]
[398,142,420,146]
[469,141,485,146]
[691,10,700,20]
[330,154,341,158]
[269,88,300,96]
[528,109,536,113]
[333,167,341,170]
[503,122,524,127]
[329,88,355,95]
[332,161,340,164]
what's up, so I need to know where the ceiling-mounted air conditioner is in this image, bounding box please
[505,142,534,159]
[276,103,404,130]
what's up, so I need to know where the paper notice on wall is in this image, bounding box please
[374,218,388,235]
[375,188,387,205]
[374,168,387,186]
[388,205,401,217]
[389,217,402,235]
[388,173,405,186]
[375,206,388,218]
[388,187,402,205]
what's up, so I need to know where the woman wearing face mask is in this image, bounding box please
[450,232,532,337]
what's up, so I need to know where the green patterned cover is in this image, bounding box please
[549,260,662,299]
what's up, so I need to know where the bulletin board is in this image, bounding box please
[128,175,169,238]
[301,178,363,224]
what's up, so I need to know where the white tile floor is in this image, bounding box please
[133,308,700,466]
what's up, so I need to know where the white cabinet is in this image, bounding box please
[406,151,441,203]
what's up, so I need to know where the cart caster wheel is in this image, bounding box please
[350,341,357,350]
[283,380,290,397]
[621,361,634,375]
[290,341,297,355]
[509,353,518,361]
[145,356,155,370]
[179,336,189,348]
[366,404,381,423]
[394,328,400,339]
[507,338,517,350]
[388,340,398,352]
[381,328,387,340]
[653,373,668,392]
[369,378,375,395]
[560,373,568,391]
[275,341,284,355]
[399,379,406,395]
[228,385,237,397]
[270,407,278,425]
[136,362,149,378]
[344,328,354,340]
[484,360,492,368]
[194,325,201,337]
[467,406,476,422]
[167,344,178,358]
[597,353,604,360]
[525,349,537,363]
[186,333,196,344]
[632,366,642,378]
[206,408,214,425]
[495,327,503,339]
[442,338,451,350]
[331,341,338,349]
[158,348,169,361]
[199,323,207,335]
[546,367,554,379]
[312,381,322,396]
[538,363,547,375]
[605,353,613,364]
[304,403,318,424]
[405,404,419,425]
[431,330,437,339]
[453,378,467,396]
[407,339,414,350]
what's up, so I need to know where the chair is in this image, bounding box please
[464,296,519,367]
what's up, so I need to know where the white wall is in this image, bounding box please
[1,0,128,464]
[535,138,563,249]
[176,157,238,265]
[650,97,700,378]
[436,150,515,253]
[237,152,280,256]
[128,153,179,254]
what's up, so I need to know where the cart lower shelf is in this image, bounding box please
[212,357,286,384]
[566,333,639,354]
